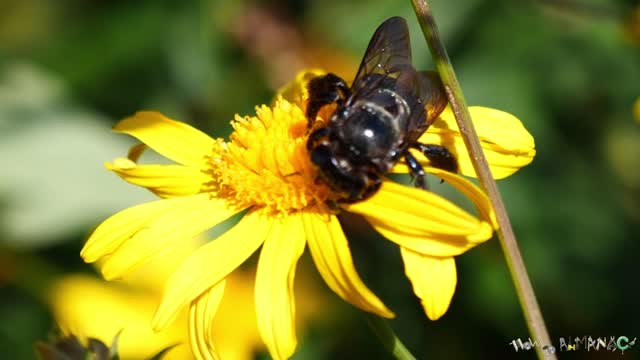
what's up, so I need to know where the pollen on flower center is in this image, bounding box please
[204,98,331,215]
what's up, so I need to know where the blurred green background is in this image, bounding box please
[1,0,639,358]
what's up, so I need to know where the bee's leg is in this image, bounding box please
[306,127,329,151]
[358,173,382,200]
[404,152,428,190]
[338,173,381,203]
[413,143,459,173]
[306,73,350,128]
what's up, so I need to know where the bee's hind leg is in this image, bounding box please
[404,152,428,190]
[413,143,459,174]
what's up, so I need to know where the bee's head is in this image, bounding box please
[306,125,381,203]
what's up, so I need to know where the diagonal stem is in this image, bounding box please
[409,1,555,359]
[365,313,417,360]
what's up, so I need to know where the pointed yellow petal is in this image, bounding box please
[370,225,475,257]
[302,208,394,318]
[345,181,493,257]
[347,181,479,234]
[106,158,209,198]
[189,282,226,360]
[275,69,327,108]
[153,210,272,331]
[81,194,209,263]
[255,212,306,360]
[120,237,201,292]
[401,249,457,320]
[100,196,240,280]
[114,111,215,167]
[411,106,535,179]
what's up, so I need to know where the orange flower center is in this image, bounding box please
[203,98,332,216]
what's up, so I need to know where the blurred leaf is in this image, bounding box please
[606,123,640,188]
[0,63,155,248]
[0,0,60,52]
[306,0,482,70]
[34,2,168,92]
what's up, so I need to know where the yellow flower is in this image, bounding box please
[49,274,191,359]
[81,69,535,359]
[51,241,326,360]
[52,242,196,359]
[634,97,640,124]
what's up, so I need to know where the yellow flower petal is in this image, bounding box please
[189,282,226,360]
[408,106,535,179]
[355,181,478,233]
[400,249,457,320]
[106,158,209,198]
[345,181,493,257]
[370,225,474,257]
[302,207,394,318]
[255,212,306,360]
[99,196,240,280]
[153,210,272,331]
[346,181,492,238]
[275,69,327,108]
[81,194,211,263]
[114,111,215,168]
[425,168,498,228]
[120,238,201,293]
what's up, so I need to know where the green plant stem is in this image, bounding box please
[410,1,555,359]
[365,313,416,360]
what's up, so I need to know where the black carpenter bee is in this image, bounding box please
[306,16,458,203]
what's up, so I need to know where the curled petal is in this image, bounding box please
[106,158,209,198]
[153,210,272,331]
[401,249,457,320]
[255,212,306,360]
[344,181,493,257]
[302,208,394,318]
[99,196,240,280]
[425,168,498,229]
[114,112,215,168]
[189,282,226,360]
[397,106,535,179]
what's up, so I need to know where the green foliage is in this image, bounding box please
[1,0,638,358]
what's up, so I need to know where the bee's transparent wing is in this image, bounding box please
[351,17,447,139]
[395,69,448,140]
[352,17,412,87]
